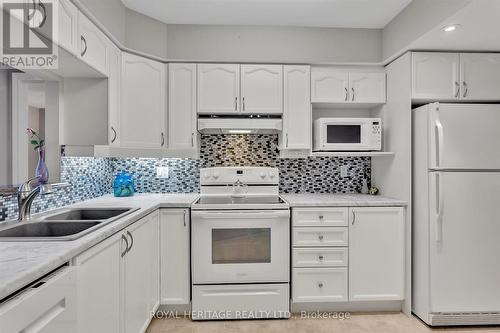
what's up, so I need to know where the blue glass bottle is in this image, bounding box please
[113,172,135,197]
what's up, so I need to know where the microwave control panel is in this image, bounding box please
[372,122,382,149]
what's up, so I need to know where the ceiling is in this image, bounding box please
[121,0,412,29]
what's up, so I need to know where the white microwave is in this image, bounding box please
[313,118,382,151]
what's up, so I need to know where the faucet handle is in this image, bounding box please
[18,176,41,193]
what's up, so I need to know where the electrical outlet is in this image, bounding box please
[340,165,349,178]
[156,166,169,178]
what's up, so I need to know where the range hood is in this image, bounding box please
[198,117,282,134]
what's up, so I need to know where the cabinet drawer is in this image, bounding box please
[292,267,348,302]
[293,207,348,227]
[293,247,348,267]
[293,227,348,247]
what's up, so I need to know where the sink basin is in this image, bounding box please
[44,208,134,221]
[0,222,101,241]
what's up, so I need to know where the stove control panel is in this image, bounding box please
[200,167,279,185]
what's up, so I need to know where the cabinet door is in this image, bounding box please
[349,207,404,301]
[168,64,197,151]
[123,214,157,333]
[311,70,348,103]
[74,234,123,333]
[121,53,166,148]
[107,43,121,146]
[160,209,190,305]
[197,64,240,114]
[57,0,79,55]
[412,52,460,101]
[78,12,108,75]
[241,65,283,114]
[349,72,386,103]
[149,212,160,313]
[283,65,310,150]
[460,53,500,101]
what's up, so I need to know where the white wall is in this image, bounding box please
[76,0,126,44]
[125,9,168,59]
[166,24,382,63]
[0,70,11,185]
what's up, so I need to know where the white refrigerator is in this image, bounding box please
[413,103,500,326]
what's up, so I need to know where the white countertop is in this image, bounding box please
[280,193,407,207]
[0,193,198,301]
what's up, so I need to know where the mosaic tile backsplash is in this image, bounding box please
[0,134,370,221]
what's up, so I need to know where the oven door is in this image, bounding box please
[191,210,290,284]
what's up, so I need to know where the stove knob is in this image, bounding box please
[269,171,276,179]
[212,172,220,179]
[260,172,266,179]
[203,171,211,179]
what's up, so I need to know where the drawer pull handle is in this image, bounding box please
[318,235,324,241]
[318,215,324,220]
[318,282,324,288]
[318,255,324,261]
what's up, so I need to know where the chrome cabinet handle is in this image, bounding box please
[318,215,324,220]
[318,282,324,288]
[242,97,246,111]
[80,35,87,57]
[111,126,117,143]
[462,81,468,98]
[344,87,348,101]
[454,81,460,98]
[351,88,355,101]
[183,210,187,227]
[29,0,47,28]
[318,235,324,241]
[234,97,238,111]
[191,133,195,147]
[351,210,356,225]
[161,132,165,147]
[126,231,134,252]
[318,255,324,261]
[121,234,129,257]
[286,133,289,148]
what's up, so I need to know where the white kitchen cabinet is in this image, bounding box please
[57,0,79,55]
[311,69,349,103]
[240,65,283,114]
[78,12,108,75]
[411,52,460,101]
[123,212,160,333]
[349,207,404,301]
[349,72,386,103]
[168,63,198,152]
[292,268,348,303]
[160,209,190,305]
[0,267,76,333]
[74,234,123,333]
[292,207,348,227]
[293,227,349,247]
[121,52,166,148]
[197,64,240,114]
[107,42,121,146]
[459,53,500,101]
[282,65,310,150]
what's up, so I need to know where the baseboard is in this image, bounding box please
[291,300,403,313]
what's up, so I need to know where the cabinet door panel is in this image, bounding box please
[78,12,108,75]
[412,52,459,101]
[460,53,500,101]
[197,64,240,114]
[292,268,348,302]
[349,72,386,103]
[169,64,197,150]
[349,207,404,301]
[241,65,283,114]
[160,209,190,305]
[121,53,166,148]
[283,65,310,150]
[57,0,79,55]
[311,70,348,103]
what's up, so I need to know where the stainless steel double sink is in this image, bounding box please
[0,208,139,242]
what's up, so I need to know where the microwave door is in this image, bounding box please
[324,124,369,150]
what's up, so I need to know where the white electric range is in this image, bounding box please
[191,167,290,320]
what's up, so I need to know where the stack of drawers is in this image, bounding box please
[291,207,349,302]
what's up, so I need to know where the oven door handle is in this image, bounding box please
[191,210,290,219]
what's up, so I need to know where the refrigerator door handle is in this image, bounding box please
[434,115,444,168]
[435,172,444,242]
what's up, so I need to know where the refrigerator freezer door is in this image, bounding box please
[428,104,500,170]
[429,171,500,313]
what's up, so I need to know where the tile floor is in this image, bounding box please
[146,313,500,333]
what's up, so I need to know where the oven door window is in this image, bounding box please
[212,228,271,264]
[327,125,361,144]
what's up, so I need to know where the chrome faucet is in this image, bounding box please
[17,176,52,221]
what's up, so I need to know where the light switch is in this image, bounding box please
[156,166,169,178]
[340,165,349,178]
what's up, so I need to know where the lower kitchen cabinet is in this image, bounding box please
[292,268,348,302]
[74,211,160,333]
[349,207,405,301]
[160,209,190,305]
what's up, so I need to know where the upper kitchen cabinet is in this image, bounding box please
[412,52,460,101]
[240,65,283,114]
[311,68,386,104]
[78,12,109,76]
[57,0,79,55]
[121,52,166,148]
[282,65,311,151]
[107,42,121,146]
[168,63,198,154]
[459,53,500,101]
[197,64,240,114]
